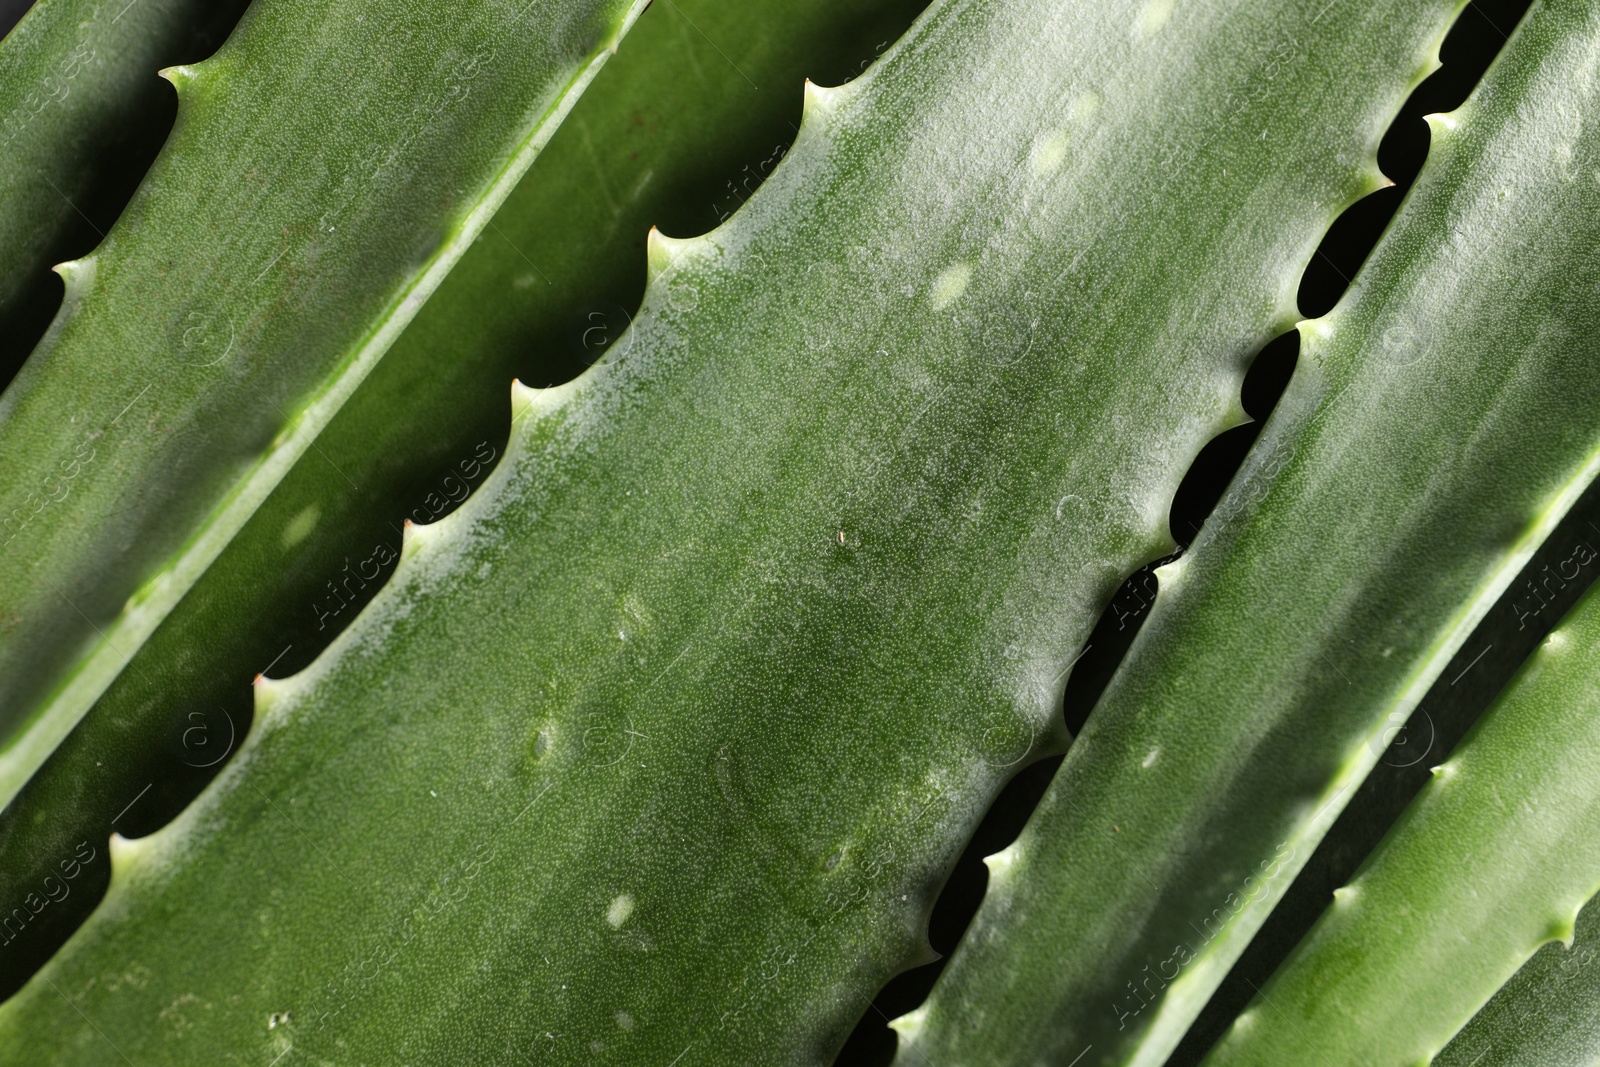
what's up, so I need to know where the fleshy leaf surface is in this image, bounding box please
[0,0,926,996]
[1207,568,1600,1064]
[0,0,250,379]
[0,0,646,806]
[0,0,1465,1062]
[905,1,1600,1064]
[1437,892,1600,1067]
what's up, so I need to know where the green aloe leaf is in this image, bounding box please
[903,1,1600,1064]
[0,0,925,995]
[1436,893,1600,1067]
[0,0,646,806]
[0,0,1468,1062]
[0,0,249,372]
[1206,579,1600,1064]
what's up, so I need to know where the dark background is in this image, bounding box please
[0,0,29,38]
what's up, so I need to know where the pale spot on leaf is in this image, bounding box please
[280,505,319,551]
[1135,0,1173,36]
[1031,131,1071,176]
[930,263,972,311]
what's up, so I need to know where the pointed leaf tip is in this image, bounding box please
[646,225,697,276]
[1152,553,1186,587]
[400,516,447,562]
[52,258,95,289]
[889,1005,929,1041]
[801,77,855,120]
[158,64,202,90]
[511,377,573,428]
[253,673,285,716]
[1423,111,1460,135]
[1359,163,1395,194]
[108,831,155,883]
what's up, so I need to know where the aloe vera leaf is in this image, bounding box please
[0,0,925,998]
[1436,892,1600,1067]
[0,0,1463,1062]
[901,1,1600,1063]
[0,0,648,807]
[0,0,250,378]
[1206,576,1600,1065]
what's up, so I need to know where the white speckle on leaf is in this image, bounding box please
[1031,131,1071,176]
[615,1011,634,1031]
[1142,747,1160,768]
[930,263,972,310]
[1135,0,1173,36]
[606,893,635,929]
[280,505,319,550]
